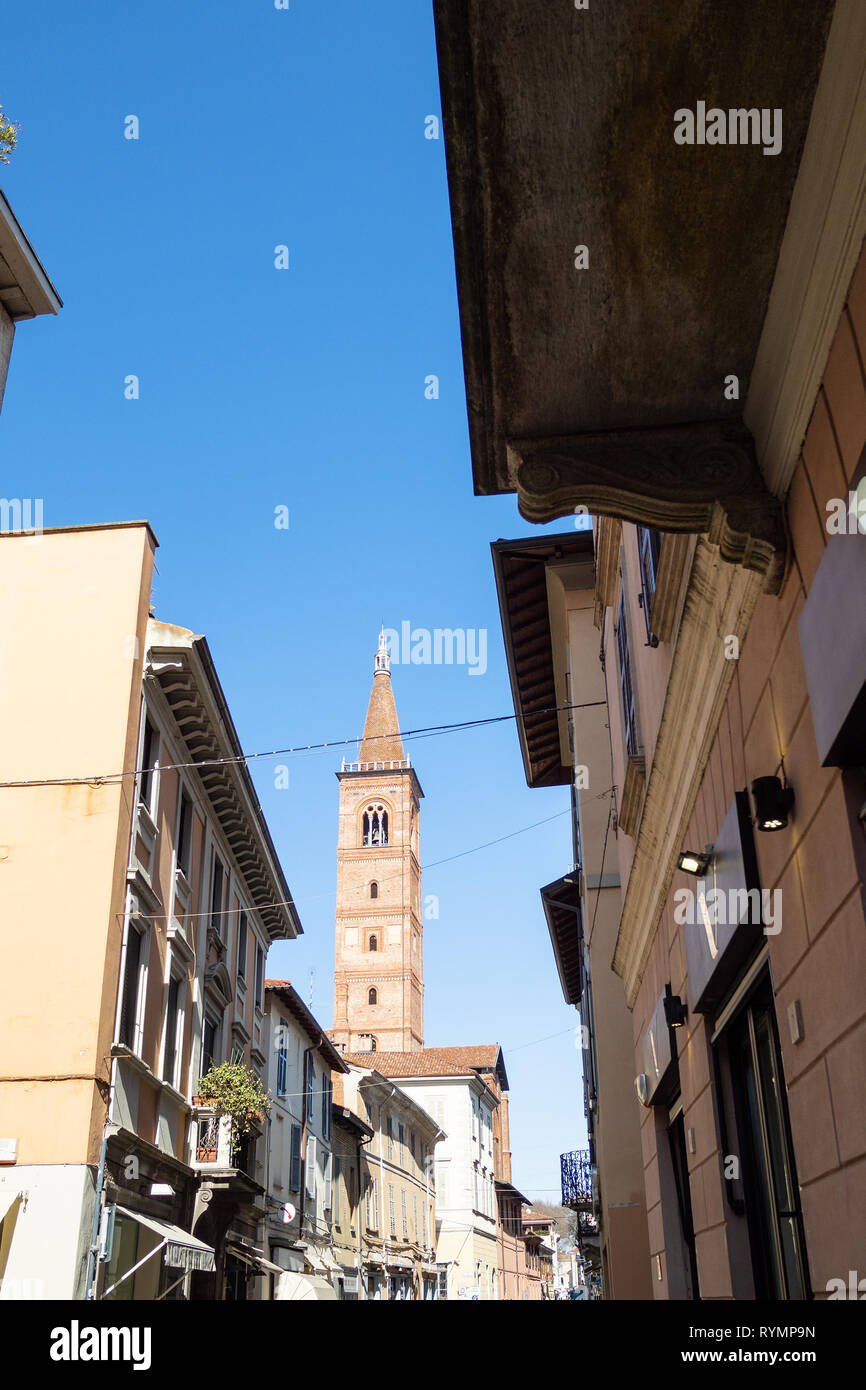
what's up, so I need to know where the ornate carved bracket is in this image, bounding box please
[509,421,786,594]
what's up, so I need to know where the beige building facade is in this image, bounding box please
[0,523,301,1300]
[337,1063,442,1299]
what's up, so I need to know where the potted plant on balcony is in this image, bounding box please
[194,1050,272,1162]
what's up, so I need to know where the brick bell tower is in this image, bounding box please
[331,632,424,1054]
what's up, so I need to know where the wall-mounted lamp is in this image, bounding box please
[635,1074,651,1108]
[751,774,795,832]
[676,847,713,877]
[664,984,688,1029]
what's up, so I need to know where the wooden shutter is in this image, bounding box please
[289,1124,302,1191]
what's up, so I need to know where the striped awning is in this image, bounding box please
[116,1206,215,1273]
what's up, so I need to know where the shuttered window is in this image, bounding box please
[305,1135,317,1198]
[289,1124,302,1191]
[118,924,143,1049]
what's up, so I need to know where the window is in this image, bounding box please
[321,1072,333,1139]
[401,1188,408,1239]
[719,975,809,1299]
[289,1124,302,1191]
[236,911,248,980]
[615,588,639,758]
[305,1135,317,1198]
[389,1183,396,1236]
[333,1157,341,1225]
[163,973,182,1086]
[367,1176,379,1231]
[305,1053,315,1121]
[177,789,193,878]
[139,714,159,811]
[210,856,225,934]
[387,1116,393,1161]
[368,987,378,1005]
[254,942,264,1010]
[363,806,388,847]
[276,1018,288,1096]
[118,922,143,1049]
[410,1130,415,1162]
[370,881,378,899]
[202,1016,218,1073]
[368,934,378,953]
[398,1123,405,1157]
[637,526,662,644]
[412,1192,418,1241]
[323,1152,333,1211]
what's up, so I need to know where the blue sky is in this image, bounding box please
[2,0,587,1198]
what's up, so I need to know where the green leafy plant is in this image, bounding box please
[0,107,19,165]
[195,1055,272,1156]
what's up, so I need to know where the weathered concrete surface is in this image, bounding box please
[434,0,834,498]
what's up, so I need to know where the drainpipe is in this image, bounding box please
[84,1121,113,1300]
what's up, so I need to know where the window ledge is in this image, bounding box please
[618,754,646,838]
[137,801,158,839]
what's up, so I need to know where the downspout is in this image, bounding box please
[84,1120,113,1300]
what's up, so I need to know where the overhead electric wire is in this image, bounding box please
[0,700,605,790]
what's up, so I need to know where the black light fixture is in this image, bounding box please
[676,846,713,877]
[752,773,795,832]
[664,983,688,1029]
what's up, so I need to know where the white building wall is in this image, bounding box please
[0,1165,94,1300]
[393,1076,498,1299]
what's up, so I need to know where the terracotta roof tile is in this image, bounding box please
[342,1045,503,1080]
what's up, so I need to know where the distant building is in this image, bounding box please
[495,1181,534,1301]
[337,1063,443,1299]
[329,1100,374,1300]
[522,1210,557,1299]
[262,981,348,1300]
[349,1049,504,1299]
[330,641,527,1300]
[331,630,423,1054]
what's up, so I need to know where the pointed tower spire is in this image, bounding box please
[359,630,405,763]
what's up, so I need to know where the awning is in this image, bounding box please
[386,1256,414,1271]
[275,1270,337,1302]
[226,1241,284,1276]
[116,1206,215,1273]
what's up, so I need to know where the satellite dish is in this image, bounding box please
[281,1203,296,1224]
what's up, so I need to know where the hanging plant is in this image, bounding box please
[195,1058,272,1156]
[0,107,20,165]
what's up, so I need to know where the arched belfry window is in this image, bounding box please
[369,934,378,953]
[370,881,378,899]
[363,805,388,847]
[368,987,378,1005]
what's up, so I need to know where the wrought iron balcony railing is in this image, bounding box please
[561,1149,593,1212]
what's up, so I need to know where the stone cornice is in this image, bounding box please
[510,422,786,594]
[612,540,764,1006]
